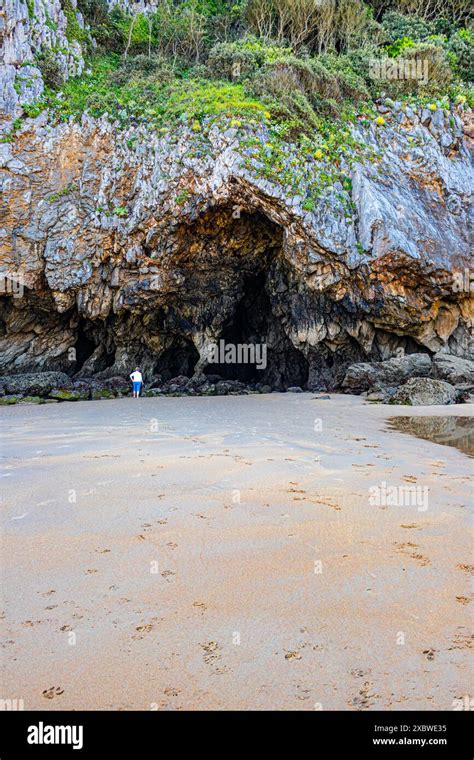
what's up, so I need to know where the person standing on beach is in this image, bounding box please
[130,367,143,398]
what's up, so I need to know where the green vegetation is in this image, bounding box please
[47,182,78,202]
[33,1,471,126]
[175,188,191,205]
[14,1,473,196]
[63,0,89,44]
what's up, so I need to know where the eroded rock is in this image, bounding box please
[342,354,432,393]
[389,377,458,406]
[432,353,474,385]
[0,371,72,396]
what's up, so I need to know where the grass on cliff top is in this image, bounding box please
[40,52,375,200]
[43,53,271,127]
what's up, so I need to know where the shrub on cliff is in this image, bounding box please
[447,28,474,81]
[250,54,369,122]
[381,10,435,43]
[207,38,291,81]
[244,0,382,54]
[380,42,454,96]
[36,48,65,89]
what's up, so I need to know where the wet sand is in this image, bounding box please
[1,394,472,710]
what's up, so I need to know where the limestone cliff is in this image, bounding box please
[1,3,473,392]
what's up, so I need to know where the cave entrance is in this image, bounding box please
[74,320,96,372]
[156,337,200,382]
[205,272,309,389]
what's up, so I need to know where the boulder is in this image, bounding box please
[168,375,190,387]
[389,377,457,406]
[342,353,432,392]
[72,380,93,399]
[454,384,474,403]
[0,372,72,397]
[91,389,115,400]
[103,376,130,393]
[432,353,474,386]
[49,389,83,401]
[214,380,247,395]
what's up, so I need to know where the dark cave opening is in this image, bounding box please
[205,272,309,389]
[74,321,96,372]
[155,337,200,382]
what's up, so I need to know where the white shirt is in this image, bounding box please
[130,371,143,383]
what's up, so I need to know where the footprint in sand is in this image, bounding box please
[284,651,302,661]
[395,542,430,566]
[295,685,311,701]
[201,641,221,665]
[132,623,155,640]
[457,563,474,576]
[164,687,181,697]
[455,596,471,605]
[311,499,341,511]
[42,686,64,700]
[349,681,378,709]
[423,648,436,660]
[448,629,473,650]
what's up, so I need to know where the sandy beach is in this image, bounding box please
[1,394,472,710]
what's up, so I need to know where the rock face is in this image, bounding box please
[0,0,86,124]
[390,377,458,406]
[342,353,432,393]
[0,370,71,395]
[432,352,474,385]
[0,8,472,393]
